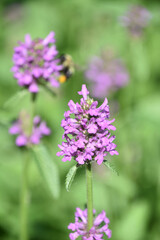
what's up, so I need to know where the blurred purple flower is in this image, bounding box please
[57,84,118,165]
[11,32,62,92]
[120,5,151,37]
[85,50,129,99]
[68,208,112,240]
[9,111,51,147]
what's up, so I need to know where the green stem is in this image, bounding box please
[20,93,36,240]
[31,93,36,122]
[20,153,30,240]
[86,163,93,231]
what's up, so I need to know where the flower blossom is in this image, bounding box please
[9,112,51,146]
[85,50,129,99]
[68,208,112,240]
[120,5,151,37]
[57,84,118,165]
[11,32,62,92]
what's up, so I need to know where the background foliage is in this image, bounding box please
[0,0,160,239]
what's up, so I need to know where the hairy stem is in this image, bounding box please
[86,163,93,231]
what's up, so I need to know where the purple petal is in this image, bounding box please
[9,123,20,134]
[43,32,55,46]
[62,156,72,162]
[87,123,98,134]
[29,83,39,92]
[16,135,27,146]
[94,211,106,226]
[32,68,42,78]
[76,155,85,165]
[25,34,32,47]
[23,74,32,84]
[68,223,76,231]
[33,116,41,125]
[76,208,87,223]
[43,46,58,61]
[95,154,104,165]
[30,134,41,144]
[78,84,89,100]
[39,122,51,135]
[50,78,59,88]
[104,229,112,238]
[69,232,79,240]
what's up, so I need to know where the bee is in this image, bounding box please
[58,54,75,83]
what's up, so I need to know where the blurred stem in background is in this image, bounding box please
[20,94,36,240]
[86,163,93,231]
[20,152,30,240]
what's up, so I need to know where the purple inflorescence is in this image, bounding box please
[57,84,118,165]
[120,5,151,37]
[9,112,51,146]
[12,32,62,92]
[85,51,129,99]
[68,208,112,240]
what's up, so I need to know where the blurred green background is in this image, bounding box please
[0,0,160,239]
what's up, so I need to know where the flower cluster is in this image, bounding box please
[9,112,51,146]
[85,51,129,99]
[120,5,151,37]
[12,32,62,92]
[57,85,118,165]
[68,208,112,240]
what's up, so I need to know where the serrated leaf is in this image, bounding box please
[31,144,60,199]
[4,90,28,108]
[65,165,77,192]
[103,160,119,176]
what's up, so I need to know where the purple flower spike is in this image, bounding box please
[12,32,62,92]
[120,5,151,37]
[68,208,112,240]
[57,84,118,165]
[85,50,129,99]
[9,111,51,147]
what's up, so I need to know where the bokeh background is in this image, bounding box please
[0,0,160,239]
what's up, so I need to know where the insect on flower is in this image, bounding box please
[58,54,75,83]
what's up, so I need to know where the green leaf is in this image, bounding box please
[4,90,28,108]
[103,160,119,176]
[65,164,77,192]
[31,144,60,199]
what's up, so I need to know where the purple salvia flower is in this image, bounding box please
[9,111,51,147]
[12,32,62,92]
[85,50,129,99]
[120,5,151,37]
[57,84,118,165]
[68,208,112,240]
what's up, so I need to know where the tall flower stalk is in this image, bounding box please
[9,94,51,240]
[57,84,118,239]
[20,95,35,240]
[9,32,61,240]
[9,97,51,240]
